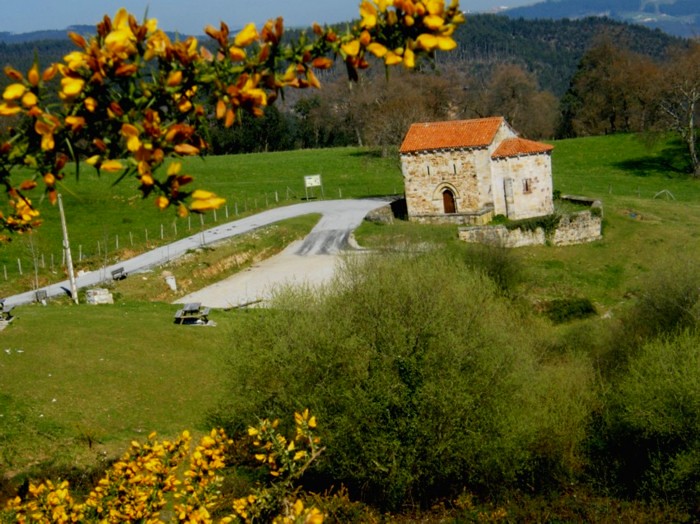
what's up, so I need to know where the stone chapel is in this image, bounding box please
[399,116,554,224]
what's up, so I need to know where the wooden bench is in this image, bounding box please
[173,309,185,324]
[0,300,13,322]
[111,267,127,280]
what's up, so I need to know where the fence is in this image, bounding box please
[0,182,406,291]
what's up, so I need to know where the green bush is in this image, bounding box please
[460,243,524,296]
[213,250,595,510]
[600,330,700,506]
[544,297,597,324]
[600,256,700,376]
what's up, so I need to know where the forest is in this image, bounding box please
[0,13,691,153]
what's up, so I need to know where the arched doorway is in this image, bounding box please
[442,189,456,214]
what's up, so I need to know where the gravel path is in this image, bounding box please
[4,198,391,307]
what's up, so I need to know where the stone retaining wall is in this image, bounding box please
[459,208,602,247]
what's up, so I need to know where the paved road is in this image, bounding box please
[4,198,392,307]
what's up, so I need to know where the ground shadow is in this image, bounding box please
[613,140,691,178]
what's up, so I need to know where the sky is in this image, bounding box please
[0,0,536,35]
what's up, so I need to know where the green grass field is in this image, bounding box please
[0,147,401,297]
[2,133,700,489]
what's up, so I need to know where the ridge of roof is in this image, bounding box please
[491,137,554,159]
[399,117,505,154]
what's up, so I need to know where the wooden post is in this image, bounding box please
[17,258,22,275]
[115,235,119,250]
[58,194,79,304]
[129,231,133,246]
[145,229,149,243]
[160,223,164,239]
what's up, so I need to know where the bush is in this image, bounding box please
[599,330,700,507]
[213,249,595,510]
[460,243,524,296]
[544,297,597,324]
[600,256,700,376]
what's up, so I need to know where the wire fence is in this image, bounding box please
[1,183,403,291]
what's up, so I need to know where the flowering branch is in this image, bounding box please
[0,0,463,237]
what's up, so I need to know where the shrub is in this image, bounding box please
[214,249,595,510]
[543,297,597,324]
[599,256,700,376]
[599,330,700,507]
[460,243,524,296]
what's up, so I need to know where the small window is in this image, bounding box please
[523,178,532,194]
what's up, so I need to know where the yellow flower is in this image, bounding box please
[234,23,258,47]
[437,35,457,50]
[190,194,226,212]
[105,8,137,55]
[403,48,416,68]
[167,162,182,176]
[228,46,247,61]
[167,70,183,87]
[384,51,403,65]
[0,102,21,116]
[60,76,85,97]
[155,196,170,210]
[341,39,361,57]
[425,0,445,15]
[3,83,26,101]
[101,159,124,172]
[416,33,438,51]
[63,51,87,71]
[84,97,97,112]
[359,1,378,29]
[21,91,38,108]
[423,14,445,30]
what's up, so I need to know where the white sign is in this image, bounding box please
[304,174,322,188]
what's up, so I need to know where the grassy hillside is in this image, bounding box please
[1,133,700,514]
[0,147,401,298]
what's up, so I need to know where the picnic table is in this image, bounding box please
[173,302,211,325]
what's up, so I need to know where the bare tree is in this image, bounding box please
[658,42,700,177]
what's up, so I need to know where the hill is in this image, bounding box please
[505,0,700,38]
[0,15,682,98]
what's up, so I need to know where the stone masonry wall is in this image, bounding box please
[458,209,602,247]
[401,149,490,217]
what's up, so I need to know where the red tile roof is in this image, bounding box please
[491,137,554,159]
[399,117,505,153]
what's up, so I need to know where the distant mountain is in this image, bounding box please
[0,25,95,44]
[504,0,699,37]
[0,14,683,97]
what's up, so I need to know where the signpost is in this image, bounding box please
[304,174,323,200]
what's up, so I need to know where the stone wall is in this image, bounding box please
[490,154,554,219]
[401,148,489,217]
[458,209,602,247]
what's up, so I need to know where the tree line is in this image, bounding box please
[2,14,696,174]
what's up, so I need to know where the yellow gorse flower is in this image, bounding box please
[0,1,462,236]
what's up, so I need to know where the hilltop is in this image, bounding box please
[505,0,699,37]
